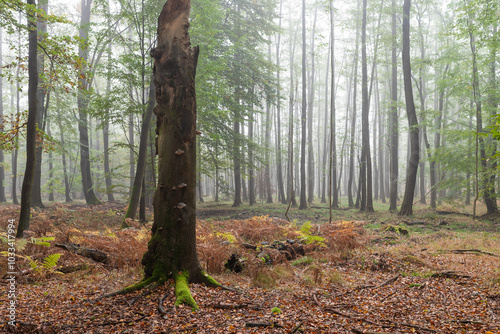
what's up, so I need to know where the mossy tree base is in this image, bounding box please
[100,269,221,310]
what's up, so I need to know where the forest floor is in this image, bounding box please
[1,200,500,333]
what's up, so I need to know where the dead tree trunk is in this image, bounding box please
[139,0,219,309]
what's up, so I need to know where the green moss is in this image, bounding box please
[383,224,409,236]
[174,272,199,310]
[201,271,220,287]
[120,276,156,295]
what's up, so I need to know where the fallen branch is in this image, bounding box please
[374,274,400,289]
[210,302,260,310]
[57,264,88,274]
[245,321,284,328]
[55,243,108,263]
[431,271,471,279]
[438,249,500,257]
[290,322,303,334]
[158,293,169,315]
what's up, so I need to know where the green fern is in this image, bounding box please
[16,239,29,252]
[299,222,327,247]
[42,253,61,270]
[30,236,55,247]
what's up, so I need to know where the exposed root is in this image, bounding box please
[97,276,163,300]
[97,269,235,311]
[174,272,198,309]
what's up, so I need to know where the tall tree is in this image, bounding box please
[77,0,100,205]
[359,0,374,212]
[138,0,220,308]
[275,0,286,204]
[31,0,49,208]
[399,0,419,216]
[329,1,338,210]
[389,0,399,212]
[124,76,155,222]
[0,26,6,203]
[347,0,360,208]
[307,8,317,205]
[468,10,498,216]
[299,0,307,210]
[103,2,114,202]
[17,0,38,238]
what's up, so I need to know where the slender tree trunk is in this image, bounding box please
[264,41,273,204]
[248,93,256,205]
[376,80,386,203]
[485,23,498,213]
[348,0,361,208]
[47,118,54,201]
[17,0,38,238]
[275,0,286,204]
[469,25,498,216]
[329,2,338,210]
[307,8,317,205]
[321,37,330,204]
[103,4,114,202]
[78,0,100,205]
[56,106,72,202]
[0,27,6,203]
[360,0,373,212]
[299,0,307,210]
[399,0,419,216]
[31,0,49,208]
[287,14,298,208]
[389,0,399,211]
[124,75,156,222]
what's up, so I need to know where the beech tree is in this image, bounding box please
[399,0,419,216]
[17,0,38,238]
[114,0,221,309]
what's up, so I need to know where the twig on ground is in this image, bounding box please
[431,271,471,279]
[158,293,170,315]
[438,249,500,257]
[290,322,303,333]
[245,321,284,328]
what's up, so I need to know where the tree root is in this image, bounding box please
[96,270,230,311]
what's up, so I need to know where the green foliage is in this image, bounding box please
[298,222,326,247]
[215,232,237,244]
[271,307,282,314]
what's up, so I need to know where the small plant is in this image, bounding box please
[215,232,237,244]
[299,222,327,247]
[271,307,282,314]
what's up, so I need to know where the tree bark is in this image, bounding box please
[307,8,317,205]
[348,0,361,208]
[56,105,72,202]
[17,0,38,238]
[0,26,6,203]
[31,0,49,208]
[141,0,216,309]
[329,2,338,211]
[275,0,286,204]
[124,75,156,222]
[78,0,100,205]
[359,0,374,212]
[399,0,419,216]
[299,0,307,210]
[389,0,399,212]
[320,35,331,204]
